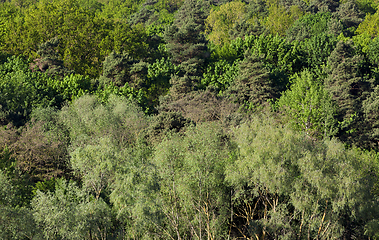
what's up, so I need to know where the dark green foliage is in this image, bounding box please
[164,0,210,97]
[362,85,379,149]
[165,0,209,66]
[226,52,276,108]
[98,52,176,112]
[32,37,74,77]
[144,111,191,144]
[144,57,177,107]
[308,0,340,13]
[228,18,265,40]
[325,40,371,145]
[160,87,241,123]
[129,0,158,26]
[334,0,364,36]
[0,171,40,239]
[99,51,137,87]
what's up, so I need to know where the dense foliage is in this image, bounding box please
[1,0,379,238]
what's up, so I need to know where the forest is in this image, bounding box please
[1,0,379,238]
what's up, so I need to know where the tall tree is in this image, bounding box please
[164,0,210,98]
[325,40,371,145]
[226,51,276,108]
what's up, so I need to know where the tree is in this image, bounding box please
[356,7,379,37]
[0,56,59,126]
[277,70,338,138]
[0,170,40,239]
[10,120,69,184]
[98,51,137,87]
[152,123,233,239]
[226,115,379,239]
[32,178,113,240]
[264,0,303,36]
[205,1,247,45]
[362,85,379,149]
[226,51,276,108]
[325,40,371,145]
[164,0,210,98]
[30,37,73,76]
[70,137,119,200]
[59,95,147,149]
[335,0,364,36]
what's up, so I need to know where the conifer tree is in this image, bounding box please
[362,85,379,149]
[325,40,370,144]
[335,0,364,36]
[164,0,210,98]
[31,37,73,76]
[99,51,138,87]
[226,51,276,108]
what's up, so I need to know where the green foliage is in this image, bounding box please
[10,120,69,183]
[144,111,191,144]
[1,170,38,237]
[227,52,275,108]
[264,0,303,36]
[1,0,150,77]
[362,85,379,149]
[109,22,150,61]
[248,34,305,86]
[33,37,74,76]
[277,69,338,138]
[355,0,379,14]
[152,123,233,239]
[99,0,145,20]
[202,59,240,92]
[164,0,209,97]
[32,178,113,239]
[335,0,365,36]
[286,12,341,41]
[97,52,173,112]
[0,56,59,126]
[356,7,379,37]
[145,57,178,106]
[0,170,40,239]
[99,51,137,87]
[2,0,379,237]
[226,115,379,239]
[210,36,249,62]
[205,1,247,45]
[59,94,147,149]
[49,74,93,103]
[109,142,159,239]
[8,0,111,76]
[70,137,120,199]
[325,40,371,145]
